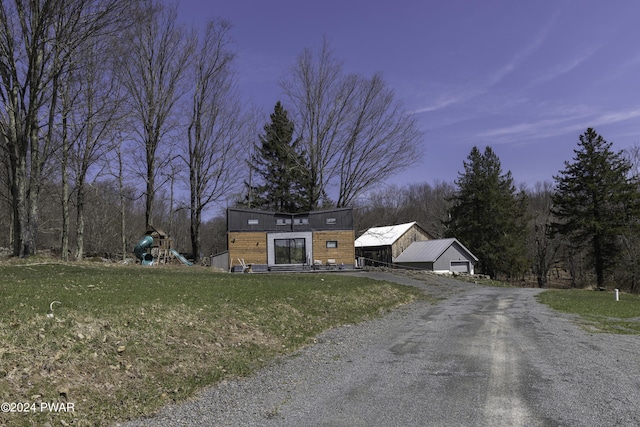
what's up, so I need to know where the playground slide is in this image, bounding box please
[170,249,193,266]
[134,235,154,265]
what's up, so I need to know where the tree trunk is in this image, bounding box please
[10,163,29,257]
[75,183,86,261]
[190,208,201,263]
[60,98,70,261]
[117,145,127,261]
[61,152,70,261]
[145,151,155,228]
[593,235,605,288]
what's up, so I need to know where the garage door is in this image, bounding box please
[451,261,470,273]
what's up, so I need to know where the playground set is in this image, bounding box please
[133,225,192,266]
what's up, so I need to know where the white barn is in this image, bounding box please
[355,222,433,267]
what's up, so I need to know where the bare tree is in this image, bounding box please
[104,136,144,259]
[184,19,248,262]
[59,70,76,261]
[336,73,422,207]
[118,0,193,228]
[528,181,561,287]
[0,132,10,248]
[281,39,423,209]
[0,0,130,257]
[354,181,454,238]
[0,0,63,257]
[402,181,455,238]
[69,36,124,260]
[353,184,406,235]
[281,40,345,209]
[116,142,127,260]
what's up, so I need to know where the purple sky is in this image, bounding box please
[179,0,640,190]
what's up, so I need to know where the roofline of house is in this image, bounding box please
[227,207,353,216]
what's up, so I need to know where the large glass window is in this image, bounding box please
[274,238,306,264]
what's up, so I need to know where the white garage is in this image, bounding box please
[394,238,478,275]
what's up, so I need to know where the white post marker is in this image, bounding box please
[615,289,619,301]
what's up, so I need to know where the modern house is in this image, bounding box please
[226,207,355,271]
[355,221,433,267]
[394,238,478,274]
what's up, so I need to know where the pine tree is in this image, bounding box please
[247,102,308,212]
[446,146,528,279]
[551,128,640,288]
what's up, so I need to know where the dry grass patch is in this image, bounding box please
[0,264,420,426]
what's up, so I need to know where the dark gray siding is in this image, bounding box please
[227,208,353,232]
[210,251,229,270]
[395,261,434,270]
[307,209,353,230]
[433,243,472,271]
[227,209,277,232]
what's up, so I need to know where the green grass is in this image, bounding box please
[0,263,422,426]
[536,289,640,334]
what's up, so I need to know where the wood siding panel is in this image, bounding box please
[312,230,355,266]
[391,225,432,259]
[228,232,268,267]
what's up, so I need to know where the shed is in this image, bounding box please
[210,251,229,270]
[355,222,433,267]
[394,238,478,274]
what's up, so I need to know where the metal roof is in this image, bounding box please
[394,238,478,263]
[355,222,417,247]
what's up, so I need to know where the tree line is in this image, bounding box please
[355,128,640,292]
[0,0,422,263]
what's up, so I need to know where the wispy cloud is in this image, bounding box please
[596,109,640,125]
[527,45,601,87]
[413,10,560,114]
[411,87,485,114]
[487,10,559,86]
[603,53,640,82]
[477,117,580,142]
[476,106,640,145]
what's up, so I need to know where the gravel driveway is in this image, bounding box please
[122,271,640,426]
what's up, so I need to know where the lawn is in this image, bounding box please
[536,288,640,334]
[0,263,422,426]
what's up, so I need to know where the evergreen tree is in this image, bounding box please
[247,102,308,212]
[446,146,528,279]
[551,128,640,288]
